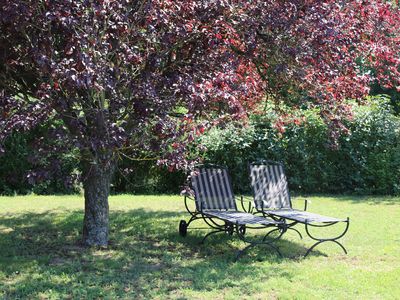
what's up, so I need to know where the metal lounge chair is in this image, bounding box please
[248,160,350,257]
[179,164,286,260]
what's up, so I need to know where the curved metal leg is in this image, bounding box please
[235,223,282,261]
[186,214,200,227]
[304,218,350,257]
[184,196,198,217]
[331,240,348,255]
[235,244,255,261]
[181,203,286,260]
[179,212,203,237]
[235,239,282,261]
[287,227,303,239]
[263,228,280,241]
[262,216,302,240]
[304,240,348,257]
[200,229,225,244]
[304,240,324,257]
[262,226,285,242]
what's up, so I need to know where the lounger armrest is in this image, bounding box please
[236,195,254,213]
[237,195,253,202]
[180,190,194,197]
[293,197,310,211]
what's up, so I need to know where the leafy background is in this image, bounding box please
[1,95,399,196]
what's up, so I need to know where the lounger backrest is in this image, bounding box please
[249,163,292,209]
[191,166,237,211]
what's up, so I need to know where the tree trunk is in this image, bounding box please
[81,157,115,247]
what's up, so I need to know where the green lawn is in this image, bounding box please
[0,195,399,299]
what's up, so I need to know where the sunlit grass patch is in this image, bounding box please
[0,194,399,299]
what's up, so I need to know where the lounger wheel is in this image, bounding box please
[179,220,188,237]
[225,223,234,236]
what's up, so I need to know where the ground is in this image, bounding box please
[0,195,399,299]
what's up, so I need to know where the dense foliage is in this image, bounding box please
[201,95,400,195]
[0,0,262,168]
[230,0,400,142]
[1,96,399,196]
[0,123,79,195]
[0,0,263,246]
[1,0,399,172]
[1,0,399,245]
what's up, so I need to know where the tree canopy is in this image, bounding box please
[1,0,399,246]
[230,0,400,140]
[0,0,263,170]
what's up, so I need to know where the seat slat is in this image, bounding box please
[203,210,280,226]
[264,209,344,223]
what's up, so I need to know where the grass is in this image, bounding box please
[0,194,399,299]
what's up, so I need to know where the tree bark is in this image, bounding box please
[81,155,115,247]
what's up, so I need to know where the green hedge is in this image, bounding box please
[200,95,400,195]
[111,160,185,195]
[1,95,399,195]
[0,126,79,195]
[0,133,32,195]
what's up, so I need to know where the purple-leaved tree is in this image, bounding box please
[1,0,399,246]
[229,0,400,141]
[0,0,263,246]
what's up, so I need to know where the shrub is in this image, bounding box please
[0,133,32,195]
[0,125,79,195]
[200,95,400,195]
[2,95,399,196]
[111,160,185,195]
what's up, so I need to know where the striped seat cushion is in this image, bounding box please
[203,210,280,226]
[191,167,237,210]
[250,163,292,209]
[263,209,345,224]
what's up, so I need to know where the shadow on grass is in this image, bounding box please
[0,209,322,298]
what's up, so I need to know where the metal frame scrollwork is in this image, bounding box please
[234,221,283,261]
[179,195,285,260]
[245,160,351,258]
[240,195,255,214]
[303,217,350,257]
[179,195,205,236]
[259,200,350,258]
